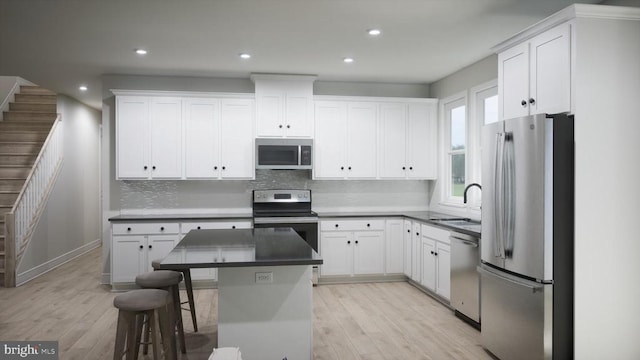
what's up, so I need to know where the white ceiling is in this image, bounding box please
[0,0,602,109]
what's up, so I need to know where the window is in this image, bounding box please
[442,95,467,203]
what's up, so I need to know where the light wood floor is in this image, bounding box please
[0,247,492,359]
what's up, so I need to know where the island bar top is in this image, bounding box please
[159,227,323,270]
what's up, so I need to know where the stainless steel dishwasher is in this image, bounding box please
[450,231,480,328]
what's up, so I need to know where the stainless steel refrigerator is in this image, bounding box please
[480,113,574,360]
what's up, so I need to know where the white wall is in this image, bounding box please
[17,94,101,284]
[573,16,640,359]
[429,55,497,100]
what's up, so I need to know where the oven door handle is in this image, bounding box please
[253,217,319,224]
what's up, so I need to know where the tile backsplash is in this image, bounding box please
[119,170,431,212]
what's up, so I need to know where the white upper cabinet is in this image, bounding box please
[183,98,255,180]
[314,100,377,179]
[219,99,255,179]
[116,96,149,179]
[252,75,316,138]
[379,101,437,179]
[183,98,220,179]
[116,96,182,180]
[149,97,183,179]
[115,91,254,180]
[498,22,571,120]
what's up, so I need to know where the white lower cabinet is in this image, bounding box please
[411,222,421,282]
[179,220,253,281]
[420,224,451,300]
[111,219,252,285]
[403,219,412,277]
[319,219,385,276]
[111,222,180,283]
[385,218,404,274]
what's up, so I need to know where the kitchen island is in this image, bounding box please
[159,227,322,360]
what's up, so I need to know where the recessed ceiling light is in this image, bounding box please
[368,29,382,36]
[239,53,251,59]
[135,49,148,55]
[343,57,354,64]
[79,85,88,91]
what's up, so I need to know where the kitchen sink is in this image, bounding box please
[429,218,481,233]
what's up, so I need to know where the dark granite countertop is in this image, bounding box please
[159,228,323,269]
[108,213,253,222]
[316,210,481,237]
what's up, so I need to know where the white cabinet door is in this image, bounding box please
[421,237,436,291]
[256,92,283,137]
[403,220,412,277]
[320,232,352,276]
[116,96,149,179]
[346,102,377,179]
[314,101,347,179]
[499,22,571,120]
[411,222,421,282]
[149,97,182,179]
[379,103,407,178]
[147,235,178,273]
[112,236,145,283]
[220,99,254,179]
[385,219,404,274]
[529,23,571,115]
[353,231,384,275]
[285,94,312,137]
[184,98,220,179]
[499,42,530,120]
[435,242,451,299]
[407,103,437,179]
[254,78,314,138]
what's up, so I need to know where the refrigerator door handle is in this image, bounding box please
[478,266,544,293]
[503,132,516,258]
[494,132,505,259]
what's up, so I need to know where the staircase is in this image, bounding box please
[0,86,56,287]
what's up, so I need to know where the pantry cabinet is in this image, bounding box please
[252,75,315,138]
[111,222,180,283]
[319,219,385,276]
[379,101,437,179]
[498,22,571,120]
[314,101,377,179]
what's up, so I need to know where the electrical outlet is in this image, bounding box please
[255,272,273,283]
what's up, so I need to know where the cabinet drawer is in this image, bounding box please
[421,223,450,243]
[113,223,180,235]
[321,219,385,232]
[181,220,252,233]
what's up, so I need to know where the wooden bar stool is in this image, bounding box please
[113,289,174,360]
[152,259,198,332]
[135,270,186,355]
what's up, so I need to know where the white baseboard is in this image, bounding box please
[16,239,101,286]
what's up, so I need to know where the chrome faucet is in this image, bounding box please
[463,183,482,204]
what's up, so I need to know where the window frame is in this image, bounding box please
[440,91,468,206]
[467,80,498,208]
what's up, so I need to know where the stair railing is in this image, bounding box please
[4,115,63,287]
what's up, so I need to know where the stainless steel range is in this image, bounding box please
[252,189,319,283]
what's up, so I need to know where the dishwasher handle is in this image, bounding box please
[451,237,479,247]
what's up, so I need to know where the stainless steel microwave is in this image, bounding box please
[255,138,312,170]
